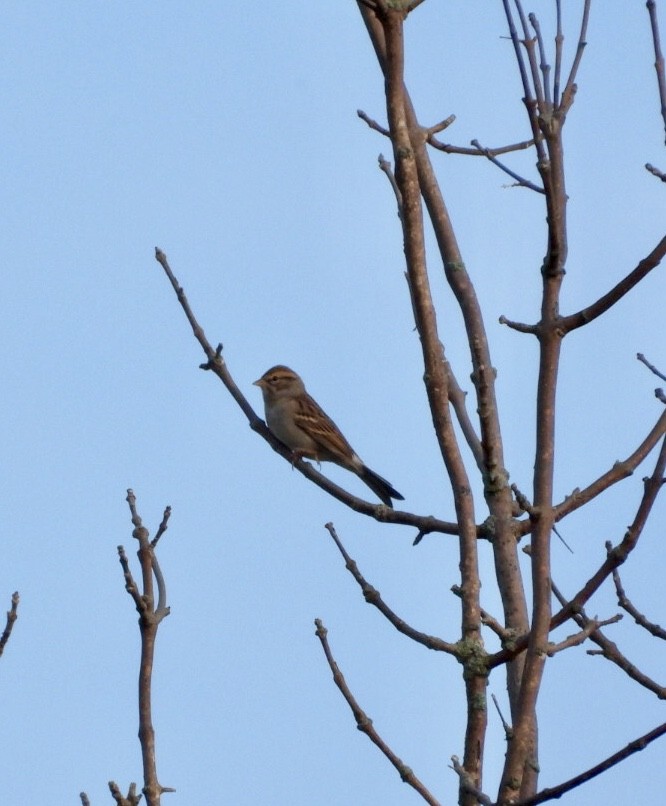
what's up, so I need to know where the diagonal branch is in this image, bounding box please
[546,614,621,656]
[154,247,465,537]
[609,547,666,640]
[550,579,666,699]
[637,352,666,382]
[314,619,442,806]
[0,591,19,659]
[469,138,544,192]
[545,408,666,530]
[561,235,666,332]
[515,721,666,805]
[325,523,459,655]
[492,435,666,668]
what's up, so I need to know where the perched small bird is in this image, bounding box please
[254,365,404,507]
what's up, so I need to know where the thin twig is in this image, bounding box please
[500,0,547,162]
[451,584,511,642]
[378,154,403,217]
[646,0,666,143]
[154,248,466,536]
[151,506,172,549]
[498,314,538,334]
[491,436,666,668]
[427,135,536,157]
[637,352,666,382]
[528,13,552,109]
[450,756,493,805]
[314,619,441,806]
[445,361,484,473]
[545,410,666,531]
[469,139,544,192]
[645,161,666,181]
[559,0,591,113]
[325,524,459,654]
[109,781,141,806]
[553,0,563,106]
[550,579,666,699]
[608,543,666,639]
[357,108,390,136]
[0,591,19,658]
[491,693,513,740]
[546,614,622,656]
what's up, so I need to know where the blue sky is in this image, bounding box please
[2,2,665,804]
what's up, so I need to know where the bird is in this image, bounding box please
[253,365,404,507]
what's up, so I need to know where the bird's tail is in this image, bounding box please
[359,465,404,507]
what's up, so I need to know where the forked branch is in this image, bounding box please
[118,490,174,806]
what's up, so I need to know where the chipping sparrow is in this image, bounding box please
[254,365,404,507]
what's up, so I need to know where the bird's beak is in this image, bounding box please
[253,378,264,388]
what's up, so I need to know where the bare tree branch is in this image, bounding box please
[637,352,666,382]
[427,135,536,157]
[501,0,547,164]
[566,440,660,644]
[492,435,666,669]
[154,247,469,537]
[647,0,666,143]
[546,614,621,656]
[108,782,141,806]
[645,161,666,180]
[314,619,442,806]
[378,154,403,216]
[377,10,490,797]
[553,1,564,106]
[559,0,591,113]
[528,13,552,109]
[515,721,666,805]
[357,108,390,136]
[608,545,666,640]
[0,591,19,659]
[561,235,666,332]
[119,490,175,806]
[469,138,544,192]
[450,756,493,806]
[549,579,666,699]
[325,523,459,654]
[546,409,666,531]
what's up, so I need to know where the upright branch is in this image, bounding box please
[117,490,174,806]
[493,3,593,800]
[375,7,488,799]
[647,0,666,142]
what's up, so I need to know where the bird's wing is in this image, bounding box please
[293,393,356,464]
